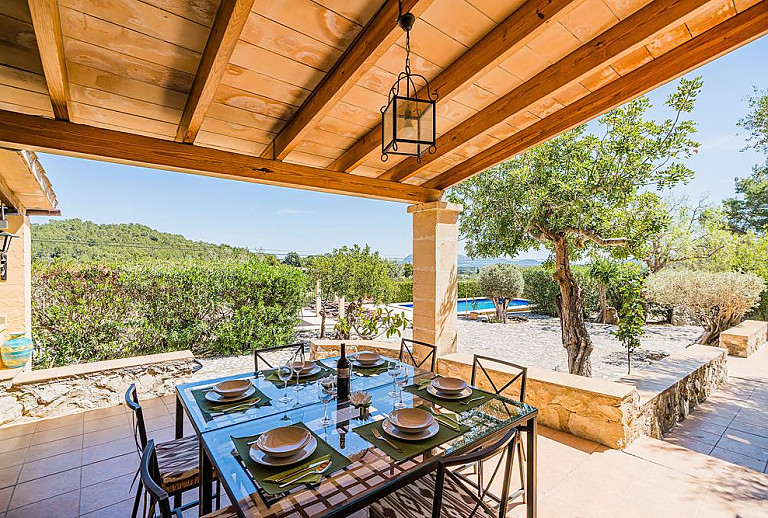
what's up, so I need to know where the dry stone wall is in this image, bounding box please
[0,351,196,426]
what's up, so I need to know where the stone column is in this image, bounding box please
[0,214,31,336]
[408,201,462,358]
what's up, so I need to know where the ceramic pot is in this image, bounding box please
[1,332,33,368]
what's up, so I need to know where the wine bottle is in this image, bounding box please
[337,342,350,400]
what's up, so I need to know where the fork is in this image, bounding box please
[461,396,485,405]
[278,460,332,488]
[372,428,403,453]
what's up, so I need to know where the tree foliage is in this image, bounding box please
[738,88,768,154]
[610,264,646,374]
[645,269,765,345]
[724,162,768,234]
[450,78,702,376]
[641,197,730,273]
[477,263,524,323]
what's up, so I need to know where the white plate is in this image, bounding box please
[205,385,256,403]
[382,419,439,441]
[426,385,473,400]
[250,435,318,466]
[353,358,385,368]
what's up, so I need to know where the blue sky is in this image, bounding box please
[35,37,767,261]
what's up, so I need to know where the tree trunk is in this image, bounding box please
[595,284,608,323]
[552,237,594,376]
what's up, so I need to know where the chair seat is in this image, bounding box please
[155,435,201,493]
[203,505,238,518]
[370,471,495,518]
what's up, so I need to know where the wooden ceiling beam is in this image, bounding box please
[0,110,442,204]
[381,0,717,183]
[175,0,256,143]
[330,0,579,174]
[425,0,768,190]
[27,0,70,120]
[260,0,436,161]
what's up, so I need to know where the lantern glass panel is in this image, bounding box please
[382,95,435,158]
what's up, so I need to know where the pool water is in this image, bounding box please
[396,297,529,313]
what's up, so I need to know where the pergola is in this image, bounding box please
[0,0,765,355]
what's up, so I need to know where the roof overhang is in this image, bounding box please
[0,148,59,216]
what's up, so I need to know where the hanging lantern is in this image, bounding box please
[381,7,437,163]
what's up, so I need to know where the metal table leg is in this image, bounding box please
[175,393,184,439]
[526,416,537,518]
[199,440,214,515]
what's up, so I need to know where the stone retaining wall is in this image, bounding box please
[312,339,727,449]
[0,351,197,426]
[619,345,727,438]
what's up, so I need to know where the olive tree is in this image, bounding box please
[646,269,765,345]
[450,78,702,376]
[477,263,524,323]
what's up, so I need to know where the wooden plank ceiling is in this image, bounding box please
[0,0,765,202]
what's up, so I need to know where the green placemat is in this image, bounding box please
[352,362,389,376]
[353,414,469,461]
[191,385,271,422]
[262,363,336,388]
[231,423,350,495]
[403,379,495,412]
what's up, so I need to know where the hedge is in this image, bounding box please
[31,259,306,369]
[522,265,600,317]
[391,279,482,303]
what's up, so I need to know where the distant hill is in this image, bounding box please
[32,219,259,262]
[401,254,541,268]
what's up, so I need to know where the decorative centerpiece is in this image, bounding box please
[1,331,33,368]
[349,391,372,419]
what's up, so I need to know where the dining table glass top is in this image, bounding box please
[176,356,410,434]
[195,363,537,518]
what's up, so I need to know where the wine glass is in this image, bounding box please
[387,360,400,398]
[278,361,293,404]
[292,348,306,392]
[348,343,359,380]
[393,364,409,409]
[318,377,335,426]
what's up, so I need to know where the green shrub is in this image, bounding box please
[522,265,599,317]
[31,259,306,368]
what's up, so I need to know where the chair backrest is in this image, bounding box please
[139,440,175,518]
[470,355,527,403]
[399,338,436,372]
[433,427,518,518]
[125,383,148,452]
[253,343,305,373]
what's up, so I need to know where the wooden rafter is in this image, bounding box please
[425,0,768,190]
[380,0,716,183]
[260,0,435,161]
[175,0,256,143]
[0,110,442,204]
[27,0,70,120]
[331,0,578,174]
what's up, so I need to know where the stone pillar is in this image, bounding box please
[0,215,31,336]
[408,201,462,357]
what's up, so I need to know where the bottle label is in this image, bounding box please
[337,367,350,379]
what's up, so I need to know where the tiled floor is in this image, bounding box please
[1,378,767,517]
[665,345,768,473]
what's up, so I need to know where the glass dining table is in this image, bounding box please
[174,357,538,518]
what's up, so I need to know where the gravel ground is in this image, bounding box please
[191,313,702,382]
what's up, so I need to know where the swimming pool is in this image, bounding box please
[395,297,530,313]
